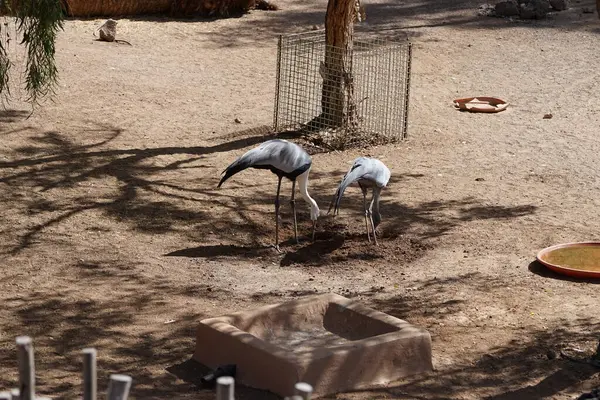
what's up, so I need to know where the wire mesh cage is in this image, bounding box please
[273,30,412,149]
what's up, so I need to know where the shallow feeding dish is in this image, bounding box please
[453,96,509,113]
[193,293,432,398]
[536,242,600,279]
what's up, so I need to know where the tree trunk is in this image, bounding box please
[597,0,600,19]
[320,0,362,128]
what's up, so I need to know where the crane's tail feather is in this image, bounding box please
[330,181,351,215]
[217,158,252,188]
[328,163,365,215]
[327,187,342,215]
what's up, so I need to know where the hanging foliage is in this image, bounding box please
[0,0,64,106]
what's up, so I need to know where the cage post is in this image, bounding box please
[402,42,412,139]
[273,34,283,132]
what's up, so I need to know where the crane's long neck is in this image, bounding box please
[297,169,319,218]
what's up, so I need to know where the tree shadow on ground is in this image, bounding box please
[354,274,600,399]
[0,264,597,399]
[169,276,600,400]
[0,271,221,398]
[118,0,600,48]
[0,109,30,124]
[0,122,305,255]
[0,121,537,266]
[168,191,537,268]
[0,120,545,398]
[81,0,600,48]
[336,340,599,399]
[273,195,536,267]
[334,320,600,399]
[0,247,291,398]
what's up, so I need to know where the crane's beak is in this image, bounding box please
[311,220,317,242]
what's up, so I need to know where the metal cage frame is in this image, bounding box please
[273,30,412,147]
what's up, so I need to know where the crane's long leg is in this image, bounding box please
[274,176,283,252]
[290,180,299,244]
[362,188,371,243]
[368,194,378,246]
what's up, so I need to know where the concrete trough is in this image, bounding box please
[193,293,433,398]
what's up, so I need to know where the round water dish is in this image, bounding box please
[536,242,600,279]
[453,97,509,113]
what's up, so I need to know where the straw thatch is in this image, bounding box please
[63,0,171,17]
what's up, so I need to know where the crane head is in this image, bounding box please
[309,203,320,221]
[310,203,320,241]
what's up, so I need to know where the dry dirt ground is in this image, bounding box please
[1,0,600,398]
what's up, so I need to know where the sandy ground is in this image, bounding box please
[1,0,600,398]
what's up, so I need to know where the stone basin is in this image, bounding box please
[193,293,432,398]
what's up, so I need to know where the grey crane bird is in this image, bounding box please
[328,157,391,245]
[218,139,320,251]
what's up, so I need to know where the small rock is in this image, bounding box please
[495,0,520,16]
[234,118,242,123]
[549,0,568,10]
[311,25,319,30]
[475,177,485,181]
[543,113,553,119]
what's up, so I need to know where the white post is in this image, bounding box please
[106,375,132,400]
[294,382,313,400]
[216,376,234,400]
[82,348,97,400]
[16,336,35,400]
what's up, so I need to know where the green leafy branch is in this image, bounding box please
[0,0,64,106]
